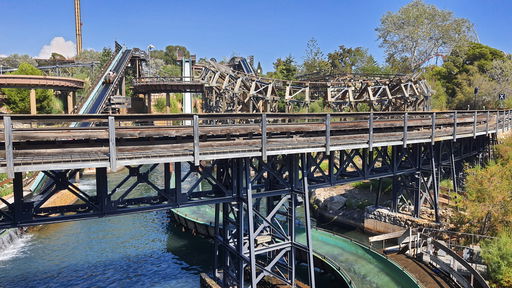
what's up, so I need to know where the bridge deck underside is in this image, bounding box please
[0,75,85,91]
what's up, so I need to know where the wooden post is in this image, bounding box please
[121,76,126,96]
[166,93,171,113]
[108,116,117,171]
[146,93,152,114]
[67,92,74,114]
[30,89,36,115]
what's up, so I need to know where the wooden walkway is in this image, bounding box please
[0,110,510,177]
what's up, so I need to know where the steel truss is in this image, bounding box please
[1,136,491,228]
[212,155,315,288]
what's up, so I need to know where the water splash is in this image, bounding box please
[0,232,33,264]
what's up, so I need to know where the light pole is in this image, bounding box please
[147,44,155,76]
[473,87,479,110]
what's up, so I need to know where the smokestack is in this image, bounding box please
[74,0,82,56]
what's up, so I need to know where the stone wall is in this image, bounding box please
[364,206,441,234]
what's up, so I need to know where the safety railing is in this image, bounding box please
[1,110,510,178]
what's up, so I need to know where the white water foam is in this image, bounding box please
[0,233,33,264]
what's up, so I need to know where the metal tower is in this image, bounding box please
[74,0,83,56]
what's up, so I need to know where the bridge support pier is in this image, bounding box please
[212,155,315,288]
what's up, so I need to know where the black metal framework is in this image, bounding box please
[0,135,493,228]
[212,155,315,288]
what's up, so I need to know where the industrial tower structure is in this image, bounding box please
[74,0,83,56]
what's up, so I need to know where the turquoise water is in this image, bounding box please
[174,205,420,288]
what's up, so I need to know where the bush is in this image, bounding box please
[453,162,512,235]
[154,97,167,113]
[481,230,512,287]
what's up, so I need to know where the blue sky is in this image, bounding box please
[1,0,511,71]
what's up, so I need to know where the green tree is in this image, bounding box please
[427,42,510,109]
[423,66,449,110]
[327,45,381,74]
[158,64,181,77]
[269,56,298,80]
[376,0,474,72]
[163,45,190,65]
[303,38,329,74]
[0,54,37,68]
[99,47,113,68]
[2,63,61,114]
[481,230,512,287]
[149,45,191,77]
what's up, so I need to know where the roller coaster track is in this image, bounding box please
[30,46,134,193]
[193,60,432,113]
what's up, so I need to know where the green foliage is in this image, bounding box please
[303,38,330,74]
[308,99,324,113]
[150,45,190,65]
[439,179,454,190]
[352,178,392,194]
[99,48,113,68]
[481,230,512,287]
[423,67,449,110]
[158,64,181,77]
[377,0,474,72]
[0,54,37,68]
[327,45,382,74]
[426,42,512,109]
[2,63,61,114]
[149,45,189,77]
[357,103,371,112]
[154,97,167,113]
[164,45,190,65]
[153,94,183,113]
[453,160,512,235]
[269,56,298,80]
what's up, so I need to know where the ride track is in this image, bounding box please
[133,60,432,113]
[170,205,421,288]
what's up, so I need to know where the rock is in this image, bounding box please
[324,195,347,212]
